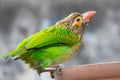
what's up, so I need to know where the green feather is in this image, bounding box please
[4,48,27,59]
[4,23,81,74]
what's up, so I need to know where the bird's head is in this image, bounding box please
[56,11,96,34]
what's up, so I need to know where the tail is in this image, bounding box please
[3,48,27,60]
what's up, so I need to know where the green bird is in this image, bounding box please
[4,11,96,75]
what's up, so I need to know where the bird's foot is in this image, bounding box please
[48,65,63,78]
[55,66,63,75]
[41,68,56,73]
[41,65,63,78]
[41,68,56,78]
[51,66,63,78]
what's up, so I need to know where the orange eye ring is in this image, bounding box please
[73,16,83,27]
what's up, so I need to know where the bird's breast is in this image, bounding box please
[53,43,82,65]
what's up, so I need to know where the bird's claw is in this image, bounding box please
[55,66,63,75]
[43,66,63,78]
[50,66,63,78]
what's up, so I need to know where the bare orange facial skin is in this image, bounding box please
[73,16,83,27]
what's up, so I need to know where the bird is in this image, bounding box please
[4,11,96,76]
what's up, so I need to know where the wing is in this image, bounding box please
[16,32,38,49]
[20,45,71,69]
[16,24,79,50]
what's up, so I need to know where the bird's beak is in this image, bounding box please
[82,11,96,24]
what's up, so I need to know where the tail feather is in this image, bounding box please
[3,48,27,60]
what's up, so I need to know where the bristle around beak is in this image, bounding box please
[82,11,96,23]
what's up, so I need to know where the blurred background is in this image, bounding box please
[0,0,120,80]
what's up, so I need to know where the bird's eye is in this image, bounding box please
[73,16,83,27]
[76,18,80,22]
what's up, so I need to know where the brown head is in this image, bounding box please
[56,11,96,34]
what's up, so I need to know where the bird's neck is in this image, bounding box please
[56,22,86,43]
